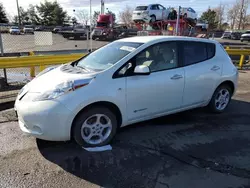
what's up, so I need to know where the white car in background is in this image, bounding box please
[9,26,21,35]
[23,26,34,34]
[132,4,170,23]
[15,36,238,147]
[180,7,197,22]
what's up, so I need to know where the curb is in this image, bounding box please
[0,108,17,123]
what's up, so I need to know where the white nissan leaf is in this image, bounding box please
[15,36,238,147]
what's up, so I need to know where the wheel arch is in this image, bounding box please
[217,80,235,94]
[70,101,123,139]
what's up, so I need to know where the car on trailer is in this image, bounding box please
[132,4,171,23]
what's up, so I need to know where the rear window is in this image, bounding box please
[183,42,216,66]
[135,6,148,10]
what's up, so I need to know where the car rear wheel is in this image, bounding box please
[73,106,118,147]
[150,15,156,23]
[208,85,232,113]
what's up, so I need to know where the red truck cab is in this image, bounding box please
[92,14,117,40]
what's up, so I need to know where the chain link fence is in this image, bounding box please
[0,24,109,105]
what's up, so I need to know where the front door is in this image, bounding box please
[125,41,185,122]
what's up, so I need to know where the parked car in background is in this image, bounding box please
[23,26,34,34]
[0,24,10,33]
[231,32,242,40]
[9,26,21,35]
[15,36,238,147]
[132,4,170,23]
[180,7,197,22]
[221,31,232,39]
[240,30,250,42]
[52,26,62,33]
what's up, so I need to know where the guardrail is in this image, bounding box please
[0,53,84,78]
[0,48,249,81]
[225,47,250,68]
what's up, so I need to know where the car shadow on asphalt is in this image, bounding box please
[36,99,250,188]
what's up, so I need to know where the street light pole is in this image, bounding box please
[16,0,21,26]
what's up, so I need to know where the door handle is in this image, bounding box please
[211,65,220,71]
[171,74,183,80]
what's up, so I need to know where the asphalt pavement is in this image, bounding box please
[0,71,250,188]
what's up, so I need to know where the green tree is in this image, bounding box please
[200,8,218,30]
[36,0,68,26]
[0,3,9,23]
[19,6,29,24]
[27,5,40,25]
[72,17,78,25]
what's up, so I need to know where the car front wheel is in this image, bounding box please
[208,85,232,113]
[73,106,118,147]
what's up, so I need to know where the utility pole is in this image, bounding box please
[175,6,181,36]
[101,0,105,14]
[238,0,245,30]
[89,0,92,52]
[16,0,21,26]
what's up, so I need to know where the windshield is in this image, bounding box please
[97,23,108,27]
[135,6,148,10]
[76,42,143,71]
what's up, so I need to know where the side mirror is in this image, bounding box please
[134,65,150,75]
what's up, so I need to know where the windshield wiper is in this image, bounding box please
[77,65,93,72]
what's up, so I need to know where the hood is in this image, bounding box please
[10,29,20,31]
[26,64,98,93]
[242,33,250,37]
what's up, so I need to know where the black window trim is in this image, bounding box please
[179,41,216,67]
[112,41,183,79]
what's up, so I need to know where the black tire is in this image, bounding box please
[183,14,187,19]
[241,39,244,42]
[208,84,232,113]
[73,106,118,147]
[150,15,156,23]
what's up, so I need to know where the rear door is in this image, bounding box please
[181,41,222,108]
[157,4,166,20]
[150,4,160,20]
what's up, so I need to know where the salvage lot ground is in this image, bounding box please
[0,71,250,188]
[1,33,249,53]
[1,33,109,53]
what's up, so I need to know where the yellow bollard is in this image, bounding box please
[39,65,45,72]
[29,52,35,78]
[239,55,245,69]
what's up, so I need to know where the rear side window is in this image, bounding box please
[183,42,215,66]
[135,6,148,10]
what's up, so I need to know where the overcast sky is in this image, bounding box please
[0,0,241,21]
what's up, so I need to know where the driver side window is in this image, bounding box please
[134,42,178,72]
[116,42,179,77]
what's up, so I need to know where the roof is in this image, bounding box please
[117,36,218,44]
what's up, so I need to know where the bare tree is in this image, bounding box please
[75,9,89,26]
[118,6,133,26]
[240,0,249,29]
[227,1,241,29]
[214,3,226,29]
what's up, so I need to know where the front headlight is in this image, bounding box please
[33,78,92,101]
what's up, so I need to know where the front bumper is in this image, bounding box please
[15,96,73,141]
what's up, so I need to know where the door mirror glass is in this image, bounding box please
[134,65,150,75]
